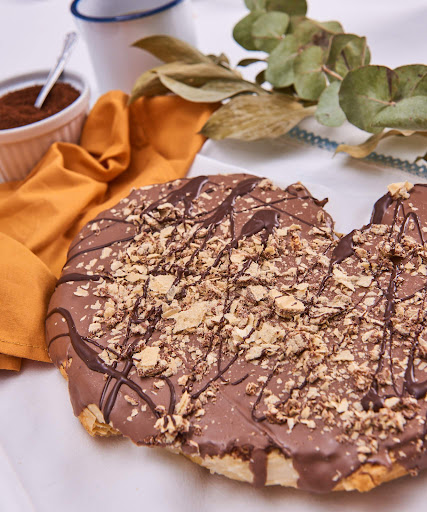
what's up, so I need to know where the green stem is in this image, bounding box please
[359,95,396,106]
[322,66,343,81]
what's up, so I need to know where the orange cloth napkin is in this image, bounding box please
[0,91,215,371]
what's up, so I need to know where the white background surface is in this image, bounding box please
[1,1,427,511]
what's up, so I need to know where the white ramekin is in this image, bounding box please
[0,70,90,182]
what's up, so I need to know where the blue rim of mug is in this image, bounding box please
[70,0,184,22]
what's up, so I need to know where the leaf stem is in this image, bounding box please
[253,35,284,41]
[359,95,396,106]
[322,66,343,81]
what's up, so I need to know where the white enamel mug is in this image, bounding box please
[70,0,197,95]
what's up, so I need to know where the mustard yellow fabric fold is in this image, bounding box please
[0,91,215,370]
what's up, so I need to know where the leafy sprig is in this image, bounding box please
[130,0,427,158]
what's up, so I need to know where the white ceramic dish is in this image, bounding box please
[0,69,90,182]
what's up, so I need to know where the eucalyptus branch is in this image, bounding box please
[130,1,427,159]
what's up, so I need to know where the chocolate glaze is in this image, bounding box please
[55,273,108,286]
[331,230,355,265]
[371,193,394,224]
[46,176,427,492]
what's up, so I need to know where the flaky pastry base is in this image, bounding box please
[76,403,409,492]
[59,363,409,492]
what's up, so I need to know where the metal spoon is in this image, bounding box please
[34,31,78,109]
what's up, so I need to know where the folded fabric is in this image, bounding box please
[0,91,215,371]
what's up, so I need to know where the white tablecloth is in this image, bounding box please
[1,1,427,511]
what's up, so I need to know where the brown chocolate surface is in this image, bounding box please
[46,175,427,492]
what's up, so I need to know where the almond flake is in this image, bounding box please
[101,247,113,259]
[172,302,209,333]
[149,274,175,294]
[133,346,160,371]
[275,295,305,317]
[387,181,413,199]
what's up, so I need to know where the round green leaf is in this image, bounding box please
[245,0,267,11]
[327,34,370,79]
[339,65,399,133]
[372,96,427,131]
[294,46,327,100]
[318,20,344,34]
[291,19,319,46]
[266,0,307,16]
[265,35,298,87]
[233,12,262,51]
[252,11,290,52]
[291,18,343,49]
[413,73,427,96]
[315,82,346,127]
[394,65,427,98]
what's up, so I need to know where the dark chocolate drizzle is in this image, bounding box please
[47,307,160,422]
[371,193,393,224]
[330,230,355,265]
[232,210,280,247]
[56,273,108,286]
[65,235,137,265]
[145,175,209,216]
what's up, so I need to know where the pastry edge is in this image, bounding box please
[61,361,408,493]
[75,401,409,492]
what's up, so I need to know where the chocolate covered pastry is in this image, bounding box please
[46,175,427,492]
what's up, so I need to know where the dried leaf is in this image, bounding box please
[294,46,327,100]
[415,151,427,164]
[252,11,290,53]
[315,81,346,127]
[132,35,210,64]
[158,74,262,103]
[265,35,298,87]
[256,70,267,85]
[339,65,399,133]
[238,58,266,67]
[201,93,315,140]
[130,62,240,104]
[129,63,185,103]
[208,53,231,67]
[335,129,418,158]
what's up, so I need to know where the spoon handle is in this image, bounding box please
[34,32,78,109]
